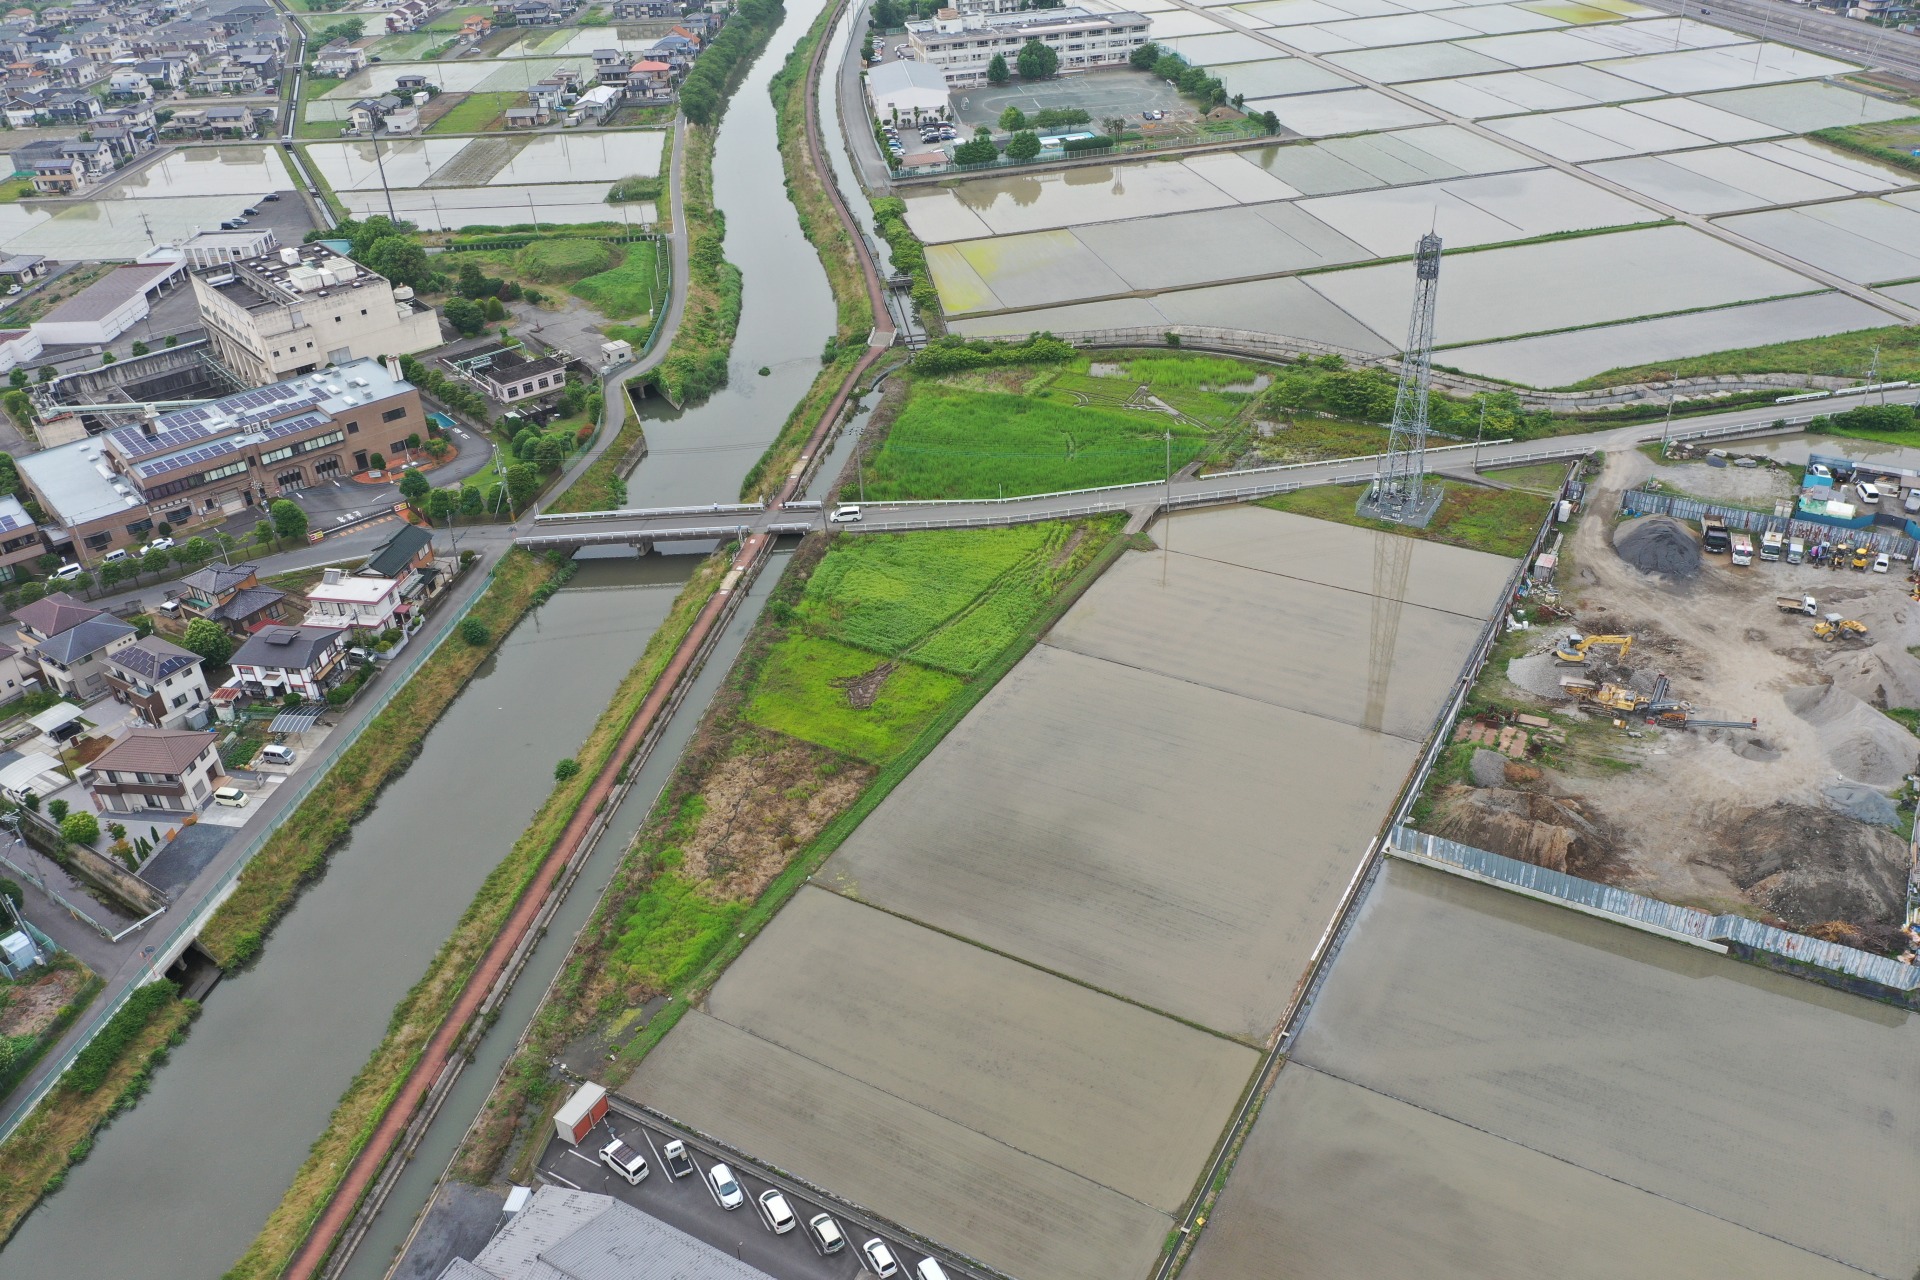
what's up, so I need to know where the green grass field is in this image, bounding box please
[428,91,518,134]
[1260,481,1551,560]
[369,31,444,58]
[864,384,1206,500]
[745,634,963,761]
[571,241,667,320]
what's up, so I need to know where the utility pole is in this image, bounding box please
[1472,398,1485,470]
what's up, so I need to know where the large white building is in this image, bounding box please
[867,59,951,124]
[192,243,443,388]
[905,6,1151,87]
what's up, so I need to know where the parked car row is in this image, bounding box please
[1805,461,1920,513]
[581,1117,955,1280]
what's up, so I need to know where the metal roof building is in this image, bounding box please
[440,1186,776,1280]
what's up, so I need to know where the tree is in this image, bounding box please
[554,757,580,781]
[318,17,364,41]
[1154,52,1184,80]
[460,485,483,516]
[364,235,430,291]
[1103,116,1126,136]
[505,463,539,512]
[269,498,308,542]
[987,53,1010,85]
[457,262,489,298]
[425,487,455,523]
[460,618,491,646]
[2,389,32,430]
[871,0,902,26]
[483,296,506,321]
[60,811,98,846]
[406,432,422,453]
[860,34,874,61]
[1016,38,1058,79]
[443,296,486,336]
[131,340,149,356]
[398,468,431,502]
[101,561,127,588]
[179,536,214,564]
[1261,109,1279,134]
[954,128,998,164]
[6,368,23,388]
[46,798,67,824]
[533,436,565,471]
[253,519,274,547]
[1005,130,1042,161]
[998,104,1026,131]
[35,365,51,383]
[1130,40,1160,69]
[142,547,170,575]
[182,618,235,666]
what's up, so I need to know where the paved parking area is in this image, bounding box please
[537,1105,980,1280]
[948,70,1189,132]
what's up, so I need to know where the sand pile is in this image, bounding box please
[1613,515,1701,578]
[1784,683,1919,788]
[1830,647,1920,713]
[1427,787,1622,879]
[1470,749,1510,787]
[1506,652,1576,700]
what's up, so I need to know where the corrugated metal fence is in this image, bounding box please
[1620,488,1920,558]
[1390,826,1920,999]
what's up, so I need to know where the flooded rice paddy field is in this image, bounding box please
[1188,859,1920,1279]
[306,132,664,191]
[919,0,1918,385]
[334,185,657,230]
[632,508,1517,1280]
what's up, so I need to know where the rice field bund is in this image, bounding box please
[630,505,1523,1280]
[911,0,1920,387]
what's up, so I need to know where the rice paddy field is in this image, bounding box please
[923,0,1920,387]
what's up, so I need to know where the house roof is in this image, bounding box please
[90,727,214,777]
[180,561,255,596]
[110,633,200,682]
[868,58,948,97]
[210,584,285,622]
[361,523,431,580]
[229,623,342,672]
[36,614,133,664]
[14,590,100,638]
[35,260,175,324]
[308,575,395,604]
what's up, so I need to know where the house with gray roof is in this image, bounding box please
[32,612,136,699]
[438,1186,775,1280]
[228,623,347,702]
[178,561,288,636]
[104,634,209,728]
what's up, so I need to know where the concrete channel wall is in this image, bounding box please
[1389,828,1920,1007]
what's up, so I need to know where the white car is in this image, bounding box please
[758,1189,796,1234]
[1855,480,1882,505]
[1874,552,1891,573]
[599,1138,649,1186]
[706,1162,745,1210]
[51,562,82,581]
[1806,463,1832,480]
[144,536,176,553]
[830,504,862,523]
[809,1213,847,1254]
[101,548,129,564]
[862,1238,901,1278]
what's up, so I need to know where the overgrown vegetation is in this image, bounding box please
[571,240,669,320]
[516,238,614,282]
[645,124,741,404]
[678,0,784,125]
[0,983,195,1246]
[450,520,1122,1189]
[1807,401,1920,449]
[198,552,556,968]
[1810,116,1920,177]
[1576,322,1920,390]
[226,554,728,1280]
[0,957,100,1104]
[870,195,938,321]
[1260,480,1553,559]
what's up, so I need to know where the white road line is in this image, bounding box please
[639,1125,665,1173]
[566,1148,600,1167]
[543,1170,580,1190]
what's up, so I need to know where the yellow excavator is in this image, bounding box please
[1553,632,1634,665]
[1814,616,1869,642]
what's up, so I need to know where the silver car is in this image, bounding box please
[862,1238,900,1278]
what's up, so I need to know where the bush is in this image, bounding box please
[460,618,491,646]
[910,331,1077,376]
[1061,134,1112,153]
[553,757,580,781]
[515,238,615,283]
[66,980,177,1093]
[61,811,99,845]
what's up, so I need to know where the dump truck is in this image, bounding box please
[1776,595,1817,615]
[1702,516,1730,554]
[1760,530,1784,561]
[1731,533,1754,566]
[1552,633,1633,664]
[1787,537,1805,564]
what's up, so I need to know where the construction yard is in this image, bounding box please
[1428,445,1920,952]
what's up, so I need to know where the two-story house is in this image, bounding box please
[13,591,136,699]
[304,567,404,633]
[177,561,287,635]
[310,39,363,78]
[227,623,348,701]
[104,634,209,729]
[83,726,221,814]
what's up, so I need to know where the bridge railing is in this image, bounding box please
[533,501,765,525]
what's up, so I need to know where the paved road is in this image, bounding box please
[541,1106,979,1280]
[1648,0,1920,80]
[516,382,1920,549]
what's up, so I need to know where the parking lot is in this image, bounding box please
[948,69,1190,133]
[537,1104,978,1280]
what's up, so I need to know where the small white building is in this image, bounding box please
[0,328,42,374]
[305,569,405,632]
[867,59,950,125]
[180,228,279,270]
[29,260,182,347]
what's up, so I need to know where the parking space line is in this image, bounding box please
[544,1170,580,1190]
[639,1125,665,1173]
[566,1148,599,1168]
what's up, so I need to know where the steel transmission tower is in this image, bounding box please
[1364,233,1443,525]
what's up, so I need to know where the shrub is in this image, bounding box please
[66,981,177,1092]
[460,618,491,646]
[515,238,615,283]
[1061,135,1112,153]
[909,331,1077,376]
[554,757,580,781]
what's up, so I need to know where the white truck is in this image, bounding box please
[1787,537,1805,564]
[1776,594,1817,615]
[1760,530,1784,562]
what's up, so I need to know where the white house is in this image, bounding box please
[82,727,221,814]
[866,59,950,125]
[227,624,349,701]
[305,568,405,632]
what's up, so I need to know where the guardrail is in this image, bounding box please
[533,501,765,525]
[0,556,504,1143]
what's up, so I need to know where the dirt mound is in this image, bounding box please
[1784,683,1919,787]
[1427,786,1624,879]
[1470,748,1509,787]
[1712,803,1908,930]
[1828,646,1920,713]
[1506,652,1576,700]
[1612,515,1701,578]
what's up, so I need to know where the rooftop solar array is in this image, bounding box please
[132,409,333,480]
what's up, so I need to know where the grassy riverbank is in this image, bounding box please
[451,519,1121,1188]
[1260,481,1552,559]
[738,4,876,502]
[223,553,729,1280]
[199,551,558,969]
[0,983,196,1246]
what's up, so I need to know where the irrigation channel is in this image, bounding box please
[0,0,848,1273]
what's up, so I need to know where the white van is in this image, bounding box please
[258,744,296,766]
[102,548,129,565]
[830,504,862,523]
[915,1260,951,1280]
[212,786,248,808]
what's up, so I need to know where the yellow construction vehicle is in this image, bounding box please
[1852,546,1872,571]
[1553,632,1633,664]
[1814,616,1869,642]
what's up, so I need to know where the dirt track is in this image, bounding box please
[1476,450,1920,932]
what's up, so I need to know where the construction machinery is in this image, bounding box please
[1853,546,1872,571]
[1814,615,1870,642]
[1553,632,1633,665]
[1562,674,1754,731]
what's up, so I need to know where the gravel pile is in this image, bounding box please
[1785,683,1919,788]
[1470,748,1510,787]
[1823,782,1901,828]
[1613,515,1701,578]
[1506,652,1577,700]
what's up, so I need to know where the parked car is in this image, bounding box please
[1855,480,1882,505]
[758,1189,796,1234]
[263,192,281,201]
[1905,488,1920,514]
[662,1138,695,1180]
[212,786,249,807]
[1874,552,1891,573]
[862,1239,900,1278]
[258,744,296,766]
[144,535,175,552]
[706,1163,745,1210]
[599,1138,649,1185]
[102,548,129,564]
[51,562,82,580]
[157,598,180,616]
[242,205,259,216]
[914,1262,950,1280]
[1807,463,1832,480]
[808,1214,847,1254]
